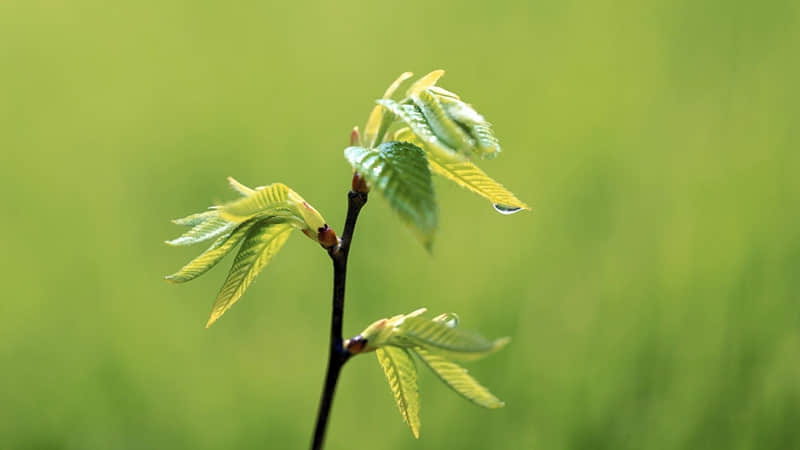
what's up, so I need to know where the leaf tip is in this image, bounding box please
[494,336,512,351]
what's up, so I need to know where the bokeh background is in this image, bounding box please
[2,1,799,449]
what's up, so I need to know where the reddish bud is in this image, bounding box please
[317,224,338,249]
[351,172,370,194]
[350,126,360,146]
[344,335,368,354]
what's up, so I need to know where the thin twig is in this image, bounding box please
[310,189,367,450]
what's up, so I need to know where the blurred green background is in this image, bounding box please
[1,0,798,449]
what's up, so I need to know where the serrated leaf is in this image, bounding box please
[411,89,475,154]
[428,155,529,212]
[412,347,504,409]
[398,316,510,361]
[394,127,529,213]
[165,220,257,283]
[376,99,462,161]
[220,181,327,234]
[166,214,237,246]
[377,346,421,438]
[436,95,500,158]
[364,72,414,147]
[206,220,293,327]
[344,142,438,250]
[172,209,218,227]
[220,182,294,222]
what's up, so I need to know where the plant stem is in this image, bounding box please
[311,189,367,450]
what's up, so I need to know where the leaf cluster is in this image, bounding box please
[345,309,509,438]
[346,70,529,249]
[165,177,335,327]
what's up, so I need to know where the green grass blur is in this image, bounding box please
[1,1,798,449]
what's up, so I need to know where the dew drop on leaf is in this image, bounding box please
[492,204,523,215]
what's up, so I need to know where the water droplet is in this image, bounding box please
[433,312,460,328]
[492,204,523,215]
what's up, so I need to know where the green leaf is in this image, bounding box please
[376,346,421,439]
[165,214,237,246]
[220,182,294,222]
[220,180,328,236]
[206,220,293,327]
[172,209,218,227]
[376,99,463,161]
[436,95,501,158]
[411,89,475,154]
[394,127,529,213]
[428,156,529,213]
[398,316,510,361]
[227,176,256,196]
[364,72,413,147]
[344,142,438,250]
[412,347,504,409]
[405,69,445,96]
[165,220,257,283]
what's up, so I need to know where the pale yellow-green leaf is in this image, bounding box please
[165,220,257,283]
[172,209,217,227]
[377,346,421,438]
[427,155,529,212]
[364,72,413,147]
[286,189,327,232]
[412,347,505,409]
[406,69,445,96]
[411,89,475,154]
[220,182,293,222]
[428,85,460,100]
[219,182,327,234]
[377,99,462,161]
[227,176,256,196]
[166,214,237,246]
[356,308,429,351]
[435,95,500,158]
[206,221,293,327]
[398,316,510,361]
[394,127,529,213]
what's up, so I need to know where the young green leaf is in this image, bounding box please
[435,94,501,159]
[206,220,294,327]
[166,214,237,246]
[165,220,257,283]
[394,127,529,213]
[411,347,504,409]
[172,209,218,227]
[398,316,510,361]
[344,142,438,250]
[364,71,414,147]
[376,346,421,438]
[405,69,445,97]
[166,178,335,327]
[376,99,462,161]
[348,308,509,361]
[227,176,256,196]
[220,182,295,222]
[410,89,475,154]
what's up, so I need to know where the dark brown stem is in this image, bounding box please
[310,189,367,450]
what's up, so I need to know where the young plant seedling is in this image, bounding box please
[166,70,528,449]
